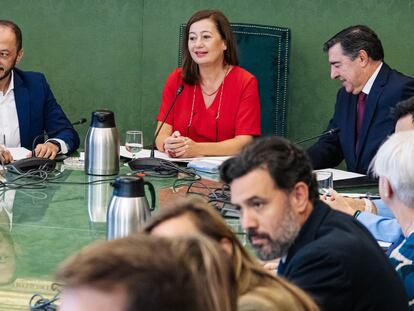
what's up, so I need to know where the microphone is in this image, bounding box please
[296,128,340,144]
[6,117,87,174]
[128,85,184,173]
[151,85,184,157]
[31,118,88,157]
[71,118,87,126]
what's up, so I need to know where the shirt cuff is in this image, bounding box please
[46,138,68,154]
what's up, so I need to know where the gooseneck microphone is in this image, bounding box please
[70,118,88,126]
[7,117,87,174]
[151,85,184,157]
[295,127,340,144]
[128,85,184,173]
[31,118,88,157]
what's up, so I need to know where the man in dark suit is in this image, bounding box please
[220,136,408,311]
[0,20,79,164]
[307,25,414,174]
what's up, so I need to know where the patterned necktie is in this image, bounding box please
[356,92,367,149]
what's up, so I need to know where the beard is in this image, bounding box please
[0,57,17,81]
[247,206,301,260]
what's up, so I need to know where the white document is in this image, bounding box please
[120,146,189,162]
[9,147,31,160]
[120,146,230,164]
[313,168,365,181]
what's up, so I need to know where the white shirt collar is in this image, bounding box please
[362,62,383,95]
[0,70,14,96]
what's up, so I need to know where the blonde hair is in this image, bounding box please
[144,197,319,311]
[57,233,237,311]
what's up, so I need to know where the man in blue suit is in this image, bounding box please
[0,20,79,164]
[307,25,414,174]
[221,136,409,311]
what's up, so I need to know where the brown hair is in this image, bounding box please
[57,234,237,311]
[182,9,239,85]
[144,197,320,311]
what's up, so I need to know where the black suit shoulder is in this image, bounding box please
[282,202,408,311]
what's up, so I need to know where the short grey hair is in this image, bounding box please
[371,130,414,207]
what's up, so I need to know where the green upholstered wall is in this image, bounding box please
[3,0,414,146]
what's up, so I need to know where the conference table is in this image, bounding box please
[0,162,377,310]
[0,163,244,310]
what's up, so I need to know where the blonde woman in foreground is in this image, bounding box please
[144,197,319,311]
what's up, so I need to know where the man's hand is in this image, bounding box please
[0,145,13,164]
[31,142,60,159]
[321,189,359,216]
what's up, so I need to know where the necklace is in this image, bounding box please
[200,66,229,97]
[201,85,221,97]
[187,70,227,142]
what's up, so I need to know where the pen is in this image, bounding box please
[358,193,381,200]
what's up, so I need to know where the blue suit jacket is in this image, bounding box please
[307,63,414,174]
[13,68,80,153]
[279,201,408,311]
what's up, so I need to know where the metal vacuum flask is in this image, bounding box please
[107,175,155,240]
[85,110,120,175]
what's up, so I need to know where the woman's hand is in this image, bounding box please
[163,131,186,157]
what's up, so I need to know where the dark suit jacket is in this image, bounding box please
[307,63,414,174]
[279,201,408,311]
[13,68,80,153]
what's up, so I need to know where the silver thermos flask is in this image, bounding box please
[107,175,156,240]
[85,110,120,176]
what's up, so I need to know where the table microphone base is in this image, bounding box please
[127,157,178,176]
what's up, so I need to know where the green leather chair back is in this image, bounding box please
[178,23,290,136]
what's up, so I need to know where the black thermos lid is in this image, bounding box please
[113,176,145,197]
[90,109,116,128]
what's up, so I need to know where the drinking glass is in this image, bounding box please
[125,130,143,159]
[315,171,333,195]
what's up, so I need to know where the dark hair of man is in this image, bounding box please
[323,25,384,61]
[182,9,239,85]
[0,20,23,52]
[392,96,414,122]
[220,136,319,204]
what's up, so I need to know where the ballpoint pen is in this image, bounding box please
[358,193,381,200]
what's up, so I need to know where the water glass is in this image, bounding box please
[125,130,143,159]
[315,171,333,195]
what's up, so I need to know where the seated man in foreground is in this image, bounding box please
[220,136,408,310]
[0,20,79,164]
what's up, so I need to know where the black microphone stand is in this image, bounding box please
[295,128,340,144]
[128,85,184,175]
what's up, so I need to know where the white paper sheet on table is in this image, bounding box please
[120,146,231,165]
[313,168,365,181]
[9,147,31,160]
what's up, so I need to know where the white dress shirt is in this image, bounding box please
[0,71,20,148]
[362,62,383,95]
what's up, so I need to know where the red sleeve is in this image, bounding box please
[235,75,261,136]
[156,68,182,126]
